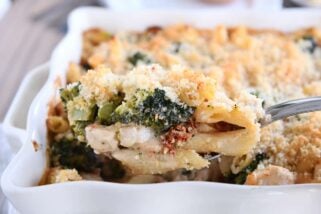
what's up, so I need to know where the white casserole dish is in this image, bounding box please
[2,7,321,214]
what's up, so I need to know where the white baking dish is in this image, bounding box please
[101,0,283,10]
[2,7,321,214]
[0,63,49,214]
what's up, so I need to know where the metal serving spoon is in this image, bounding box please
[205,96,321,161]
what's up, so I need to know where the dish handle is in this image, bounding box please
[2,63,49,153]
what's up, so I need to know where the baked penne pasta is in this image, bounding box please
[45,24,321,185]
[112,149,209,175]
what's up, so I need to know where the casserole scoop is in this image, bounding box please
[206,96,321,160]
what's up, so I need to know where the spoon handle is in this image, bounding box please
[261,96,321,126]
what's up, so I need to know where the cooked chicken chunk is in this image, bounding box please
[121,125,162,152]
[85,124,119,153]
[119,125,155,147]
[245,165,295,185]
[86,124,161,154]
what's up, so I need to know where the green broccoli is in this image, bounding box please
[60,83,98,139]
[60,82,80,104]
[67,97,97,122]
[50,138,98,172]
[66,99,97,140]
[111,88,195,134]
[70,121,91,139]
[228,153,267,184]
[97,93,124,125]
[127,52,152,66]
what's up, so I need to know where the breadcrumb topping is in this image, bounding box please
[48,168,82,184]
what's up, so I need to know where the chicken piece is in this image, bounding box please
[118,126,138,147]
[119,125,154,146]
[245,165,295,185]
[118,125,162,152]
[48,168,82,184]
[86,123,162,154]
[85,124,119,153]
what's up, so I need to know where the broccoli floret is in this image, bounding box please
[67,97,97,122]
[228,153,267,184]
[127,52,152,66]
[97,93,124,125]
[111,88,195,134]
[60,83,98,139]
[66,99,97,140]
[50,138,98,172]
[60,82,80,104]
[71,121,91,139]
[112,89,150,123]
[98,102,117,124]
